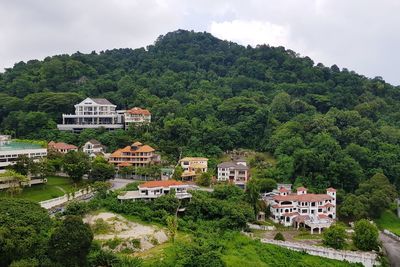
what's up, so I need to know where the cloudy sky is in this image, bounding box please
[1,0,399,84]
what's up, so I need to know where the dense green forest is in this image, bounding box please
[1,29,400,194]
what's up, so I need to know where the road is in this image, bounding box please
[110,178,134,191]
[380,232,400,267]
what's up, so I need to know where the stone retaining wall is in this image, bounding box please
[261,239,377,267]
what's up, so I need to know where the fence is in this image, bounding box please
[261,239,377,267]
[39,187,92,210]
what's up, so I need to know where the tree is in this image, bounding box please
[0,199,52,266]
[30,158,55,179]
[0,170,29,197]
[246,179,261,215]
[49,215,93,266]
[63,151,90,183]
[197,172,212,187]
[90,157,115,181]
[172,165,183,180]
[352,219,379,251]
[166,215,178,242]
[322,224,347,249]
[11,155,33,175]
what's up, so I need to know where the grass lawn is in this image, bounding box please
[375,210,400,236]
[0,176,75,202]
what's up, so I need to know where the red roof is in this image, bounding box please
[279,187,289,193]
[322,203,335,208]
[274,193,334,202]
[48,141,77,150]
[139,180,185,188]
[297,187,307,191]
[127,107,151,115]
[327,187,336,192]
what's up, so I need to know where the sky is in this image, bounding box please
[1,0,399,85]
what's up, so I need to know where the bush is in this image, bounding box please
[353,219,379,251]
[274,232,285,241]
[323,224,347,249]
[105,238,123,250]
[64,201,89,216]
[92,218,111,234]
[131,239,141,249]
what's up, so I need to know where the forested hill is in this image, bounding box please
[1,29,400,191]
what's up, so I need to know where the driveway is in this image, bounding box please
[379,232,400,267]
[110,178,134,191]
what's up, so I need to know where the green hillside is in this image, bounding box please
[1,29,400,195]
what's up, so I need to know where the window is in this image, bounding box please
[318,209,322,212]
[301,209,307,214]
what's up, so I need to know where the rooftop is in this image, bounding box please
[139,180,186,188]
[127,107,151,115]
[180,157,208,162]
[217,161,249,170]
[274,193,334,202]
[48,141,78,150]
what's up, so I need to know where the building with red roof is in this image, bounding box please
[109,141,160,169]
[124,107,151,128]
[117,180,191,201]
[48,141,78,154]
[269,185,337,234]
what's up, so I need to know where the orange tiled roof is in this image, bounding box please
[297,187,307,191]
[327,187,336,192]
[127,107,151,115]
[279,187,289,193]
[139,180,185,188]
[117,162,132,167]
[48,141,77,150]
[274,193,334,202]
[110,142,155,158]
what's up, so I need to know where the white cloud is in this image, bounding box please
[209,20,290,48]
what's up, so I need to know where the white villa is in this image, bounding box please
[82,139,107,158]
[217,158,249,188]
[57,98,152,132]
[57,98,124,132]
[0,135,47,171]
[117,180,192,201]
[269,186,336,234]
[124,107,151,128]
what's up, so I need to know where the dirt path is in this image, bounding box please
[379,232,400,267]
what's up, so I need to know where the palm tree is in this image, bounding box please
[0,170,29,197]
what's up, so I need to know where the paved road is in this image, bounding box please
[380,232,400,267]
[110,178,134,191]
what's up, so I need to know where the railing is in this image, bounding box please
[39,187,92,210]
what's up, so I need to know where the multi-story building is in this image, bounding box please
[217,158,249,188]
[124,107,151,128]
[109,141,160,168]
[0,136,47,171]
[179,157,208,180]
[118,180,192,201]
[48,141,78,154]
[82,139,106,158]
[57,97,124,132]
[269,186,336,234]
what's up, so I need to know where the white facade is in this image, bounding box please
[57,98,124,132]
[82,140,105,155]
[269,186,336,233]
[180,157,208,173]
[217,160,249,187]
[124,107,151,128]
[118,181,191,201]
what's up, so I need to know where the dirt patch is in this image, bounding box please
[84,212,168,253]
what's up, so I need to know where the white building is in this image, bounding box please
[124,107,151,128]
[82,139,107,158]
[0,136,47,171]
[217,159,249,188]
[57,97,124,132]
[269,186,336,234]
[117,180,192,201]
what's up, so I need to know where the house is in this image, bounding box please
[82,139,107,158]
[269,186,336,234]
[124,107,151,128]
[109,141,160,169]
[48,141,78,154]
[117,180,191,201]
[0,136,47,171]
[57,97,124,132]
[179,157,208,181]
[217,158,249,188]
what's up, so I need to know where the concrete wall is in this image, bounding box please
[247,223,276,231]
[39,188,92,210]
[261,239,377,267]
[383,229,400,241]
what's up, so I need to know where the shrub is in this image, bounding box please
[353,219,379,251]
[323,224,347,249]
[274,232,285,241]
[105,238,123,250]
[131,239,141,249]
[92,218,111,234]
